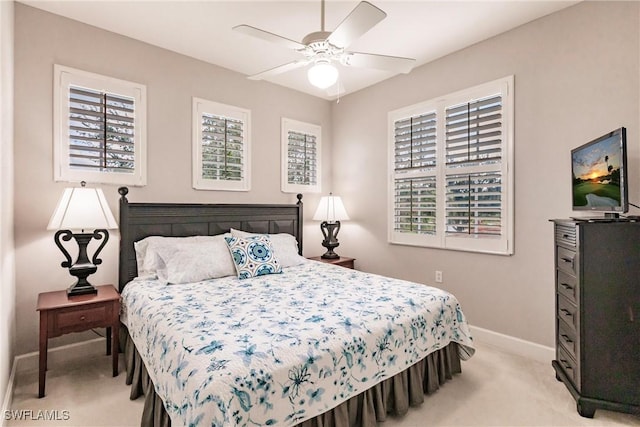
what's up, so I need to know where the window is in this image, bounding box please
[388,76,514,255]
[281,118,321,193]
[192,98,251,191]
[53,65,147,186]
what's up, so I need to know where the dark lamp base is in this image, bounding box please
[67,282,98,297]
[321,250,340,259]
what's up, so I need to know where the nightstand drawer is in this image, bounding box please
[52,304,109,334]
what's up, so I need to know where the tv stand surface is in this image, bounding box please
[569,216,636,223]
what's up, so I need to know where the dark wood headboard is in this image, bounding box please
[117,187,303,292]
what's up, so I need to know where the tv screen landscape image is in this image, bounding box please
[571,127,627,213]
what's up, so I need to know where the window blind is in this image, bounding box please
[388,76,513,254]
[68,85,135,173]
[201,113,244,181]
[287,130,317,186]
[394,111,437,173]
[445,172,502,236]
[444,94,504,237]
[394,176,437,235]
[445,95,502,168]
[393,111,437,234]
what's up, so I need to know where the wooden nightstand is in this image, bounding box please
[36,284,120,398]
[307,256,355,269]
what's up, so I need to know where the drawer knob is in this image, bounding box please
[560,308,572,317]
[560,283,573,290]
[80,315,86,321]
[561,257,573,263]
[560,334,573,344]
[560,359,573,370]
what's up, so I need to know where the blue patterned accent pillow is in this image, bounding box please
[224,235,282,279]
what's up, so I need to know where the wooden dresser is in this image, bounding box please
[551,219,640,417]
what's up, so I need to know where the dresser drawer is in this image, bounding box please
[557,294,579,332]
[50,304,110,335]
[555,223,577,248]
[557,270,578,304]
[557,345,580,391]
[557,246,577,276]
[558,316,578,360]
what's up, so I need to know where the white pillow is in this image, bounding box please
[153,238,236,284]
[230,229,305,267]
[134,235,228,279]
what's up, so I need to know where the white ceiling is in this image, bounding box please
[21,0,579,100]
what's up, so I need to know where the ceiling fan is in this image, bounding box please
[233,0,416,89]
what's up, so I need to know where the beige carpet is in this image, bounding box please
[7,342,640,427]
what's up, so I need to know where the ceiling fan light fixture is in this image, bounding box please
[307,61,338,89]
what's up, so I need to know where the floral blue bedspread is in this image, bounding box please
[122,260,475,427]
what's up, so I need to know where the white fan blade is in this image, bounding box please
[343,52,416,74]
[327,1,386,49]
[233,24,306,51]
[248,60,310,80]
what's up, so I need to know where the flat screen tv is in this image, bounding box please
[571,127,628,218]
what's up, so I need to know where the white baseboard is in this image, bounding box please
[470,325,555,365]
[1,359,17,427]
[13,337,105,375]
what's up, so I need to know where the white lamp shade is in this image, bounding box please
[307,62,338,89]
[313,195,350,222]
[47,187,118,231]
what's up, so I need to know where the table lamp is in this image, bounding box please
[47,182,118,297]
[312,193,349,259]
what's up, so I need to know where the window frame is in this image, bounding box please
[192,97,251,192]
[53,64,147,186]
[281,118,321,194]
[388,76,514,255]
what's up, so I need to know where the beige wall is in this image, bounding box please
[1,0,16,409]
[13,4,332,354]
[12,1,640,357]
[331,1,640,348]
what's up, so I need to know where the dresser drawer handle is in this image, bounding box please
[559,359,573,370]
[560,334,573,344]
[560,257,573,264]
[80,315,86,321]
[560,308,573,317]
[560,283,574,290]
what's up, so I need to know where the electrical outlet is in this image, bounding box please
[435,270,443,283]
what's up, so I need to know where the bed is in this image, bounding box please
[117,187,475,427]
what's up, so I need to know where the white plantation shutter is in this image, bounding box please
[281,118,321,193]
[444,94,504,238]
[445,172,502,236]
[389,76,513,254]
[193,98,251,191]
[68,86,135,173]
[287,131,317,185]
[394,176,437,235]
[393,111,437,236]
[54,65,147,186]
[201,114,244,181]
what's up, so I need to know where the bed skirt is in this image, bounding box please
[121,327,462,427]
